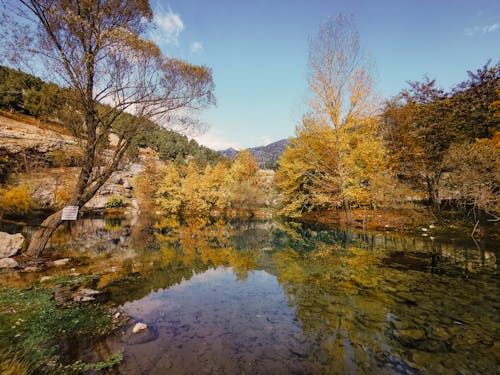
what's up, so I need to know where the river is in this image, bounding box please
[1,215,498,374]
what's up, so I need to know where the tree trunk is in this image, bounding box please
[343,196,352,224]
[25,210,63,257]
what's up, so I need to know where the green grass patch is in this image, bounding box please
[0,286,118,373]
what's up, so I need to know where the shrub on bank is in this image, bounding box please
[0,185,33,216]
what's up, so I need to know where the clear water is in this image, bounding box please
[2,216,499,374]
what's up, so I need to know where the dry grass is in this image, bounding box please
[0,350,31,375]
[0,110,72,136]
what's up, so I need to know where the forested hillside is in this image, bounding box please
[0,65,223,169]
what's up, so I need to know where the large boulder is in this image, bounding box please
[0,258,19,269]
[0,232,25,258]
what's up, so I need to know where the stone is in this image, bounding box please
[0,232,25,258]
[73,288,100,302]
[491,341,500,361]
[85,195,108,210]
[111,173,124,184]
[132,322,148,333]
[394,329,426,343]
[54,287,73,303]
[52,258,70,267]
[432,327,451,341]
[40,276,52,282]
[0,258,19,268]
[123,180,132,189]
[23,266,40,272]
[31,186,56,208]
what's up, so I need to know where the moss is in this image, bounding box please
[0,284,116,374]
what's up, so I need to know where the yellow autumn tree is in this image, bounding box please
[304,14,380,222]
[197,162,230,212]
[228,150,264,211]
[155,161,182,213]
[275,126,331,217]
[179,161,203,212]
[275,15,392,219]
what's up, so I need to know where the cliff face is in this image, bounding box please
[0,115,76,152]
[0,114,78,178]
[0,113,141,215]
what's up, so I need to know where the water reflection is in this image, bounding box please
[1,215,498,374]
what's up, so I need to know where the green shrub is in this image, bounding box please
[105,195,124,208]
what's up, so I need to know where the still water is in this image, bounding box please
[3,216,500,374]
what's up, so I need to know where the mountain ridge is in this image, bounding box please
[220,138,289,168]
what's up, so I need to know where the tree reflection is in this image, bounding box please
[61,215,497,374]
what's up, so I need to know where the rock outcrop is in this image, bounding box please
[0,232,25,258]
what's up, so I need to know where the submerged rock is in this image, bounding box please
[122,322,158,345]
[0,257,19,268]
[394,329,426,344]
[132,322,148,333]
[0,232,25,258]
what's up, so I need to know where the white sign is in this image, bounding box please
[61,206,79,221]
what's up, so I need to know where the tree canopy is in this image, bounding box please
[1,0,216,256]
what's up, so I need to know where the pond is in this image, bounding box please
[1,215,499,374]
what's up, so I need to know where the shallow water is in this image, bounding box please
[2,216,499,374]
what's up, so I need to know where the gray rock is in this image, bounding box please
[52,258,70,267]
[31,186,56,208]
[123,180,132,189]
[0,232,25,258]
[127,163,144,175]
[23,266,40,272]
[73,288,100,302]
[85,195,108,210]
[0,257,19,268]
[98,184,122,196]
[111,173,124,184]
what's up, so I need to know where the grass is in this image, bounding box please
[0,280,120,374]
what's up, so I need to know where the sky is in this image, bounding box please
[149,0,500,150]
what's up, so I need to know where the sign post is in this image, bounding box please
[61,206,79,221]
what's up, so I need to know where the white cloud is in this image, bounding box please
[464,22,499,36]
[154,8,184,45]
[193,128,240,150]
[191,41,203,54]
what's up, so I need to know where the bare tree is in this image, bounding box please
[1,0,215,256]
[304,14,376,222]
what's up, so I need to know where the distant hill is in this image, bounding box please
[220,138,289,169]
[220,147,239,160]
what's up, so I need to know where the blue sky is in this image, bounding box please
[150,0,500,150]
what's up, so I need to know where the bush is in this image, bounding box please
[0,185,32,216]
[105,195,124,208]
[46,148,83,167]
